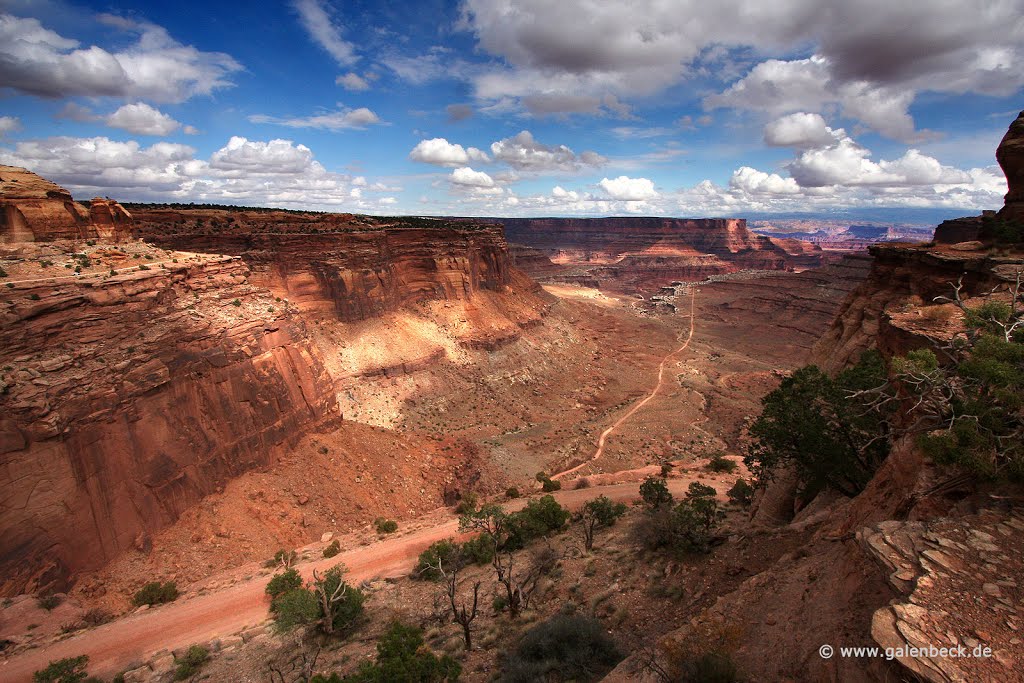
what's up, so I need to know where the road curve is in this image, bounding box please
[553,287,697,480]
[1,477,705,682]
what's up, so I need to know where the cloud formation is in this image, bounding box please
[599,176,657,201]
[249,106,381,130]
[291,0,357,66]
[0,116,20,136]
[0,13,241,103]
[490,130,605,172]
[409,138,490,167]
[105,102,182,136]
[336,72,369,90]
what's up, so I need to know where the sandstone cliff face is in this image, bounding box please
[0,166,132,242]
[0,256,339,594]
[133,210,513,322]
[809,244,1019,374]
[996,110,1024,222]
[489,216,822,292]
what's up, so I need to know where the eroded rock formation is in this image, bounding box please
[996,110,1024,222]
[0,166,132,242]
[0,255,340,594]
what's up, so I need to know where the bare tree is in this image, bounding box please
[267,639,321,683]
[311,567,350,636]
[431,554,481,649]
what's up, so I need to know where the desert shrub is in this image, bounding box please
[0,266,7,278]
[505,487,520,499]
[660,462,675,477]
[374,518,398,534]
[338,622,460,682]
[415,539,462,580]
[574,478,591,490]
[267,549,298,569]
[33,655,89,683]
[37,594,62,611]
[266,568,303,599]
[639,476,673,510]
[745,351,891,498]
[81,607,113,627]
[323,539,341,558]
[506,495,570,549]
[541,477,561,492]
[500,614,622,683]
[231,298,241,306]
[460,533,495,565]
[454,492,478,515]
[577,495,628,550]
[173,645,209,681]
[727,479,754,506]
[654,621,743,683]
[636,484,718,556]
[270,586,320,632]
[132,581,179,607]
[705,454,736,473]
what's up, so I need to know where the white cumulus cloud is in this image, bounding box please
[409,138,490,167]
[450,166,495,187]
[763,112,842,149]
[104,102,181,136]
[248,106,381,131]
[490,130,605,172]
[599,175,657,201]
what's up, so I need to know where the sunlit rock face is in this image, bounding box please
[0,166,132,242]
[996,110,1024,222]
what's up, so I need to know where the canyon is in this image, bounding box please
[1,112,1021,683]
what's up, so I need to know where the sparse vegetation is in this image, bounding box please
[636,482,719,556]
[705,453,736,473]
[269,565,365,636]
[330,621,460,682]
[37,594,62,611]
[132,581,179,607]
[505,487,520,499]
[32,655,90,683]
[639,476,673,510]
[576,495,627,551]
[454,492,478,515]
[173,645,209,681]
[323,539,341,558]
[536,471,561,492]
[727,479,754,506]
[500,614,622,682]
[266,568,303,599]
[374,518,398,534]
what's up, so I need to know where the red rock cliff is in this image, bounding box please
[996,109,1024,222]
[132,210,513,321]
[0,166,132,242]
[0,256,340,594]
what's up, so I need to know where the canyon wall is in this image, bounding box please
[488,216,825,292]
[0,257,340,594]
[133,210,513,321]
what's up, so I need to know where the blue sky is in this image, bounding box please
[0,0,1021,218]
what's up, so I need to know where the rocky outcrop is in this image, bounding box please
[133,211,513,322]
[996,110,1024,222]
[861,511,1022,681]
[810,244,1022,374]
[0,257,340,595]
[0,166,132,242]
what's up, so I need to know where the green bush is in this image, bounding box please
[231,298,242,306]
[0,266,7,278]
[375,518,398,534]
[33,655,89,683]
[266,568,303,599]
[173,645,209,681]
[505,487,520,499]
[323,539,341,558]
[338,622,460,682]
[269,566,365,636]
[727,479,754,506]
[706,454,736,473]
[635,483,719,556]
[500,614,622,682]
[639,476,673,510]
[270,587,320,631]
[132,581,179,607]
[460,533,495,565]
[415,538,462,580]
[506,495,570,549]
[535,471,561,492]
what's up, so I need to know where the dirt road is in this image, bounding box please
[553,287,697,480]
[0,477,709,682]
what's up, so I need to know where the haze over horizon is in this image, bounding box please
[1,0,1021,221]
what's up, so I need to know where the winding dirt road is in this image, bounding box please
[553,287,697,480]
[1,476,712,682]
